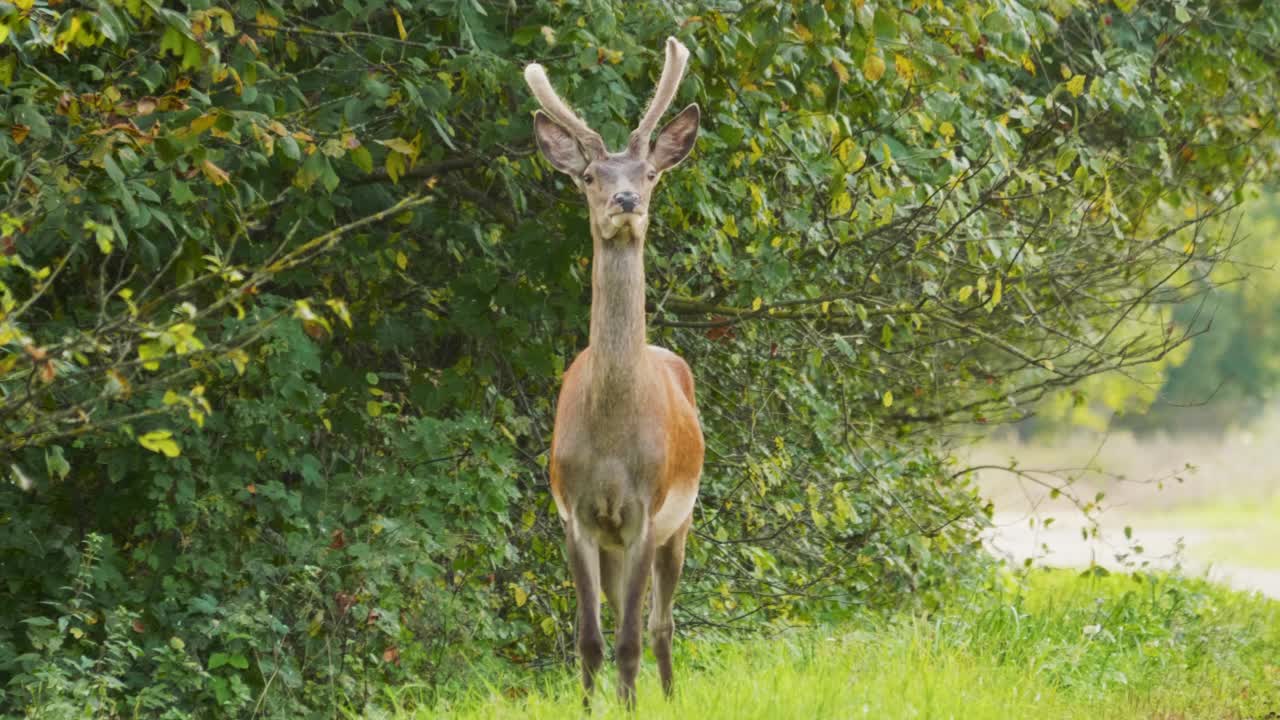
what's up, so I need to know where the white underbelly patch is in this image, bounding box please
[652,483,699,545]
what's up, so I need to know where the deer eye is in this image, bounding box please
[582,173,594,184]
[646,170,657,180]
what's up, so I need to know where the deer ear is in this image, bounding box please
[533,111,590,176]
[650,104,699,172]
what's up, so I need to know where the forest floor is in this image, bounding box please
[379,571,1280,720]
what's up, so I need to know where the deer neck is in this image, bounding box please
[587,228,647,413]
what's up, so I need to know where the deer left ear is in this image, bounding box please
[650,104,700,172]
[533,111,590,176]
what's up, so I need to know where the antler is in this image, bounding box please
[628,37,691,157]
[524,63,608,159]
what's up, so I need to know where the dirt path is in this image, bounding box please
[984,512,1280,599]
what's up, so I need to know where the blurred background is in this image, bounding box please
[974,191,1280,594]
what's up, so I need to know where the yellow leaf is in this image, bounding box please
[862,50,886,83]
[366,400,382,417]
[139,430,181,458]
[385,152,405,184]
[325,298,353,328]
[392,8,407,41]
[830,191,852,216]
[513,585,528,607]
[53,14,84,55]
[1060,64,1073,80]
[377,137,416,155]
[988,275,1003,312]
[957,285,973,302]
[255,10,279,37]
[893,54,914,85]
[228,348,249,375]
[395,251,408,270]
[201,160,230,186]
[187,112,219,137]
[792,24,813,43]
[70,627,84,639]
[1021,54,1036,76]
[1066,74,1086,98]
[722,215,738,239]
[214,8,235,34]
[939,121,955,141]
[138,342,164,371]
[752,297,763,311]
[882,391,893,408]
[831,59,849,84]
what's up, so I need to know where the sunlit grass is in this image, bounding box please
[1145,494,1280,530]
[372,570,1280,720]
[1135,494,1280,569]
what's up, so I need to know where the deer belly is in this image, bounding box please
[652,482,698,545]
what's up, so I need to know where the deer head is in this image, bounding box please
[525,37,700,243]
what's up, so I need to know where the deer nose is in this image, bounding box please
[613,192,640,213]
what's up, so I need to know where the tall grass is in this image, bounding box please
[369,570,1280,719]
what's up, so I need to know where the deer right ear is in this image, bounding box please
[533,111,589,176]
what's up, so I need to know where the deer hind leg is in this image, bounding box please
[566,525,604,707]
[614,527,656,709]
[650,518,690,698]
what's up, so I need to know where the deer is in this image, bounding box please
[524,37,704,708]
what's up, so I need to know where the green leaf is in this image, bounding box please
[45,445,70,480]
[169,175,197,204]
[103,155,126,186]
[351,146,374,173]
[279,135,301,161]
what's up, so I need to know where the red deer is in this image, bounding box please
[524,37,704,707]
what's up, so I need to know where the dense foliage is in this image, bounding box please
[1,0,1278,715]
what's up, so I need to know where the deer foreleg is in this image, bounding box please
[566,525,604,707]
[614,525,656,709]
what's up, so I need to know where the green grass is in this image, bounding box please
[1135,494,1280,569]
[375,570,1280,720]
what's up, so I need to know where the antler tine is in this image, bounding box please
[628,37,690,156]
[524,63,608,158]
